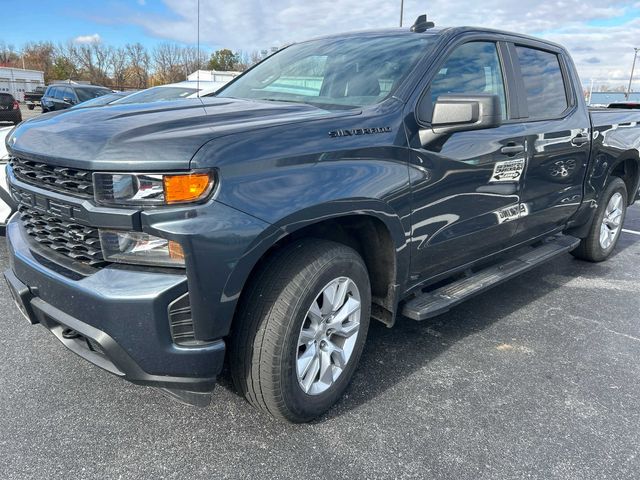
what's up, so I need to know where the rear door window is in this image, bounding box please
[515,46,569,119]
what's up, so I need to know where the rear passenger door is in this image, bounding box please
[508,43,590,242]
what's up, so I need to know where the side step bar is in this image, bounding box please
[402,234,580,321]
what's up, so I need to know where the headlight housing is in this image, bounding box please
[99,230,185,267]
[93,171,214,206]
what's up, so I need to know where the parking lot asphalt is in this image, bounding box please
[1,206,639,479]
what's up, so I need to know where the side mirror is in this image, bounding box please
[423,94,502,136]
[63,97,74,104]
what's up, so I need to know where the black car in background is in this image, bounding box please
[0,93,22,125]
[41,84,112,112]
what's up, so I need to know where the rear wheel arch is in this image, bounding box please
[608,154,640,204]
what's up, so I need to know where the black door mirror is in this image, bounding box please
[423,94,502,136]
[63,97,74,105]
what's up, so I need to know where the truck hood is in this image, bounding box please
[7,97,357,170]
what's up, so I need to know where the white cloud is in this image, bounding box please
[123,0,640,88]
[73,33,102,44]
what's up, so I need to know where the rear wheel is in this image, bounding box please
[230,239,371,422]
[571,177,627,262]
[28,105,34,110]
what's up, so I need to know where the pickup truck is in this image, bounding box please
[24,86,45,110]
[4,17,640,422]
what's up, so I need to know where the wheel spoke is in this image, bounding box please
[331,319,360,339]
[331,296,361,325]
[308,302,323,325]
[332,279,350,311]
[298,327,316,346]
[298,343,318,378]
[329,341,347,369]
[318,349,334,386]
[321,282,338,315]
[301,355,320,393]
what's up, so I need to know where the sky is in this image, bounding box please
[2,0,640,88]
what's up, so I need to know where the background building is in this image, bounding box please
[0,67,45,101]
[187,70,240,84]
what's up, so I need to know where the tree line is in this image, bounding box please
[0,41,272,90]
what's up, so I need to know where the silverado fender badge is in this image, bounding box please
[329,127,392,138]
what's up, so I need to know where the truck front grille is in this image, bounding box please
[9,156,94,198]
[19,206,107,267]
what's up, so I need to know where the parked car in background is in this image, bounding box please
[70,91,134,109]
[0,94,22,126]
[41,84,112,112]
[111,81,225,105]
[0,126,15,228]
[24,86,46,110]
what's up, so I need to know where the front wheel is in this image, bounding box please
[230,239,371,422]
[571,177,628,262]
[28,105,34,110]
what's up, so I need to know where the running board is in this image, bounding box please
[402,234,580,321]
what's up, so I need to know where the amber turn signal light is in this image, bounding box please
[163,173,212,204]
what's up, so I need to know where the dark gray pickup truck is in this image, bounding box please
[4,17,640,422]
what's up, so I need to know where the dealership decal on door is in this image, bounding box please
[491,158,526,182]
[495,203,529,224]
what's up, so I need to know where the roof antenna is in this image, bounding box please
[197,0,200,98]
[410,14,435,33]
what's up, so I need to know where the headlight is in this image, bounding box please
[93,172,214,206]
[99,230,185,267]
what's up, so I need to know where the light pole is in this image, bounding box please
[399,0,404,27]
[625,47,639,101]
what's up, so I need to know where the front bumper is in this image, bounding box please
[5,218,225,393]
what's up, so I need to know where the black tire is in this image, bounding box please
[229,239,371,422]
[41,108,47,113]
[571,176,628,262]
[28,105,34,110]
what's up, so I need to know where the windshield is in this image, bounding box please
[217,34,438,108]
[112,86,198,105]
[76,88,111,102]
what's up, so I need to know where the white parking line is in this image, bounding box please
[622,228,640,236]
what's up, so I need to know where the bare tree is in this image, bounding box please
[125,43,150,89]
[0,41,20,67]
[110,47,128,89]
[153,43,185,84]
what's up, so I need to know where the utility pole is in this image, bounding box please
[399,0,404,27]
[626,47,639,101]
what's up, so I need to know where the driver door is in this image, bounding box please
[406,40,527,284]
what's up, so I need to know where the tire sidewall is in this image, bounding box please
[279,253,371,421]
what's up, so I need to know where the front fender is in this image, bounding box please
[215,199,410,339]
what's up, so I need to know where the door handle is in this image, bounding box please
[571,135,589,146]
[500,144,525,156]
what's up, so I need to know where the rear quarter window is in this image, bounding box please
[515,46,569,119]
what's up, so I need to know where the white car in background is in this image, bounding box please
[0,126,14,228]
[110,80,228,105]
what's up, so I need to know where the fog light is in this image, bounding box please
[99,230,185,267]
